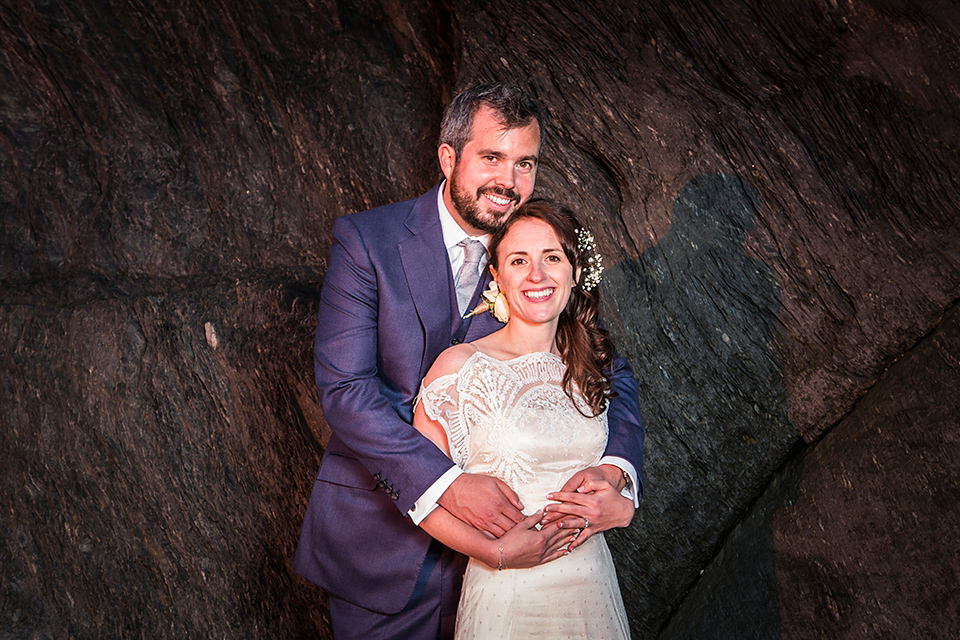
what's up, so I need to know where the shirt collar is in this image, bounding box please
[437,180,490,252]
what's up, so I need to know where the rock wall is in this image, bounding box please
[660,304,960,639]
[2,1,958,638]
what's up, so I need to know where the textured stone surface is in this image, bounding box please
[659,450,805,639]
[605,174,800,636]
[1,1,452,637]
[661,294,960,640]
[657,302,960,640]
[774,303,960,639]
[0,285,328,638]
[2,0,960,638]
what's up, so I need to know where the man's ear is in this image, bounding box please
[438,144,457,180]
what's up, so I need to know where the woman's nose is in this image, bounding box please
[527,262,544,282]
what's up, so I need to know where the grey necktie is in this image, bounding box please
[455,238,485,315]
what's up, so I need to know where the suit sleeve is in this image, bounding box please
[603,354,645,494]
[313,216,455,514]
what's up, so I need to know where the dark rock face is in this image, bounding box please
[659,449,805,639]
[1,286,329,638]
[2,0,959,638]
[774,303,960,639]
[606,173,800,637]
[1,2,453,638]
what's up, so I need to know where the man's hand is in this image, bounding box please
[565,464,628,493]
[540,465,634,550]
[438,473,525,538]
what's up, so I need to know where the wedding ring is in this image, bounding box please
[584,518,590,529]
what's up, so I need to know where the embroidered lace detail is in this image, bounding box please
[418,351,607,493]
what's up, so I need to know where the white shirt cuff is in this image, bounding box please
[599,456,639,507]
[409,465,463,525]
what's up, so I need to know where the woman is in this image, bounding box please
[412,199,633,638]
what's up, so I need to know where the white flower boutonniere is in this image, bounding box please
[464,280,510,323]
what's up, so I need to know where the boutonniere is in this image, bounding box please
[464,280,510,323]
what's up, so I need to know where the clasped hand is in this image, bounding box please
[496,510,576,570]
[540,465,635,550]
[437,474,574,569]
[438,466,633,566]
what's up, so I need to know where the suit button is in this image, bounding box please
[451,338,461,345]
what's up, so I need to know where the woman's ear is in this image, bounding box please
[574,265,583,285]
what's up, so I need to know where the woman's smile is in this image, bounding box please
[523,287,556,300]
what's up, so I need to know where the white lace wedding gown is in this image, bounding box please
[419,351,630,639]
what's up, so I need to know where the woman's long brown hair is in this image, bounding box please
[489,199,616,416]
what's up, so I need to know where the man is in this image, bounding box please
[294,83,644,639]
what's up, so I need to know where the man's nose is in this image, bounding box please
[494,164,515,189]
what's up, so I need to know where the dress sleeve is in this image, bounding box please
[418,373,470,467]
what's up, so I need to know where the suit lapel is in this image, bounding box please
[398,185,454,376]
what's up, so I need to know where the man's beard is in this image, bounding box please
[450,170,520,234]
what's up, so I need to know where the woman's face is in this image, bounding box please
[492,218,574,326]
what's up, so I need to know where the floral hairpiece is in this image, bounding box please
[576,227,604,291]
[464,280,510,323]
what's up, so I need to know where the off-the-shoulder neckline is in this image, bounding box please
[467,349,563,364]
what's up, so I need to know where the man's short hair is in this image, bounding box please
[439,83,546,157]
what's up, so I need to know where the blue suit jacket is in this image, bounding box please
[294,183,644,614]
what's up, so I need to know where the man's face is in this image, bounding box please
[439,105,541,235]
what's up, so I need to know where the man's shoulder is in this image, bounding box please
[341,186,439,233]
[351,195,419,222]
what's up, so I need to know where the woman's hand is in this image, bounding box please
[494,510,577,570]
[542,476,635,550]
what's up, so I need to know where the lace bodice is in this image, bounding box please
[419,351,608,510]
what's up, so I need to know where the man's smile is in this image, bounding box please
[485,193,512,207]
[478,186,520,211]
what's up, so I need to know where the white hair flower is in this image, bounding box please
[575,227,604,291]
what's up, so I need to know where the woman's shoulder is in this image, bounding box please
[422,343,479,386]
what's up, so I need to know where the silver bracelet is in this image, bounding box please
[497,545,505,571]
